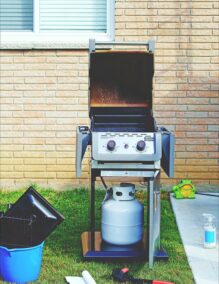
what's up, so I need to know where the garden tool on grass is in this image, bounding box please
[112,268,175,284]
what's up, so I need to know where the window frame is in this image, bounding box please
[0,0,115,48]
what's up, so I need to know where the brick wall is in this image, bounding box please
[0,0,219,189]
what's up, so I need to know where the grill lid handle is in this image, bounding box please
[89,39,155,53]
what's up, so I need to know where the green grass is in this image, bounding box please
[0,187,194,284]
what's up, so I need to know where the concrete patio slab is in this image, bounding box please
[170,193,219,284]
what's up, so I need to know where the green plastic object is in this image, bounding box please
[172,180,196,199]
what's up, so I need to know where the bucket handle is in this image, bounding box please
[0,247,11,257]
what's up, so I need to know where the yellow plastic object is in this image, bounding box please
[172,180,196,199]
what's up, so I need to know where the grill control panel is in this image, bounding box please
[92,132,162,161]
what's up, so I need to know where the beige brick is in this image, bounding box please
[24,145,55,151]
[46,151,75,158]
[126,22,158,29]
[176,165,208,172]
[1,131,23,138]
[188,105,219,111]
[1,64,23,70]
[176,70,209,78]
[24,64,56,70]
[187,51,218,58]
[14,57,45,63]
[46,57,79,64]
[0,2,218,188]
[15,138,45,145]
[180,42,212,50]
[0,138,13,144]
[56,172,75,179]
[57,158,74,165]
[213,16,219,22]
[25,77,56,84]
[12,111,44,118]
[23,158,56,164]
[177,98,209,105]
[188,118,218,125]
[0,84,14,91]
[54,70,78,77]
[176,152,208,159]
[0,57,14,63]
[56,50,85,57]
[46,165,73,172]
[187,90,218,98]
[0,172,23,179]
[0,144,23,151]
[14,84,46,91]
[23,131,55,138]
[149,29,180,36]
[158,8,190,16]
[191,36,218,43]
[181,15,214,23]
[148,2,181,9]
[0,165,14,172]
[186,145,218,151]
[14,151,45,158]
[191,9,218,16]
[189,173,218,179]
[23,104,56,111]
[125,9,157,16]
[176,125,207,131]
[24,172,56,178]
[155,77,187,84]
[178,57,210,64]
[0,158,23,165]
[187,159,218,166]
[182,2,213,9]
[0,51,23,56]
[181,29,212,36]
[0,152,13,158]
[14,165,46,171]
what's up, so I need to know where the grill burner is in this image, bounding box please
[91,107,155,132]
[76,39,174,267]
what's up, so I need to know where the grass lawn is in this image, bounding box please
[0,186,194,284]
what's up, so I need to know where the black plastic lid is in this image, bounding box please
[3,187,64,247]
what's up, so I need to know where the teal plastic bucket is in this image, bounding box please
[0,242,44,283]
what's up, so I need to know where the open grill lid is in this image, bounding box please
[89,51,154,110]
[89,51,155,132]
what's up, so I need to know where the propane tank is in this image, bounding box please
[101,183,144,245]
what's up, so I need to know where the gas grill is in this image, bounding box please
[76,39,174,267]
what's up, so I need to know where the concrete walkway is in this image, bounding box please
[170,193,219,284]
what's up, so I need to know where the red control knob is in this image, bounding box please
[136,140,146,151]
[107,140,116,151]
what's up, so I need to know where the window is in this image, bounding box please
[0,0,114,47]
[0,0,33,31]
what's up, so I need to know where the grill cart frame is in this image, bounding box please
[76,39,174,268]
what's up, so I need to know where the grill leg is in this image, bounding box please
[148,172,161,268]
[90,170,95,250]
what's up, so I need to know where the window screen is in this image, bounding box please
[0,0,33,31]
[40,0,107,32]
